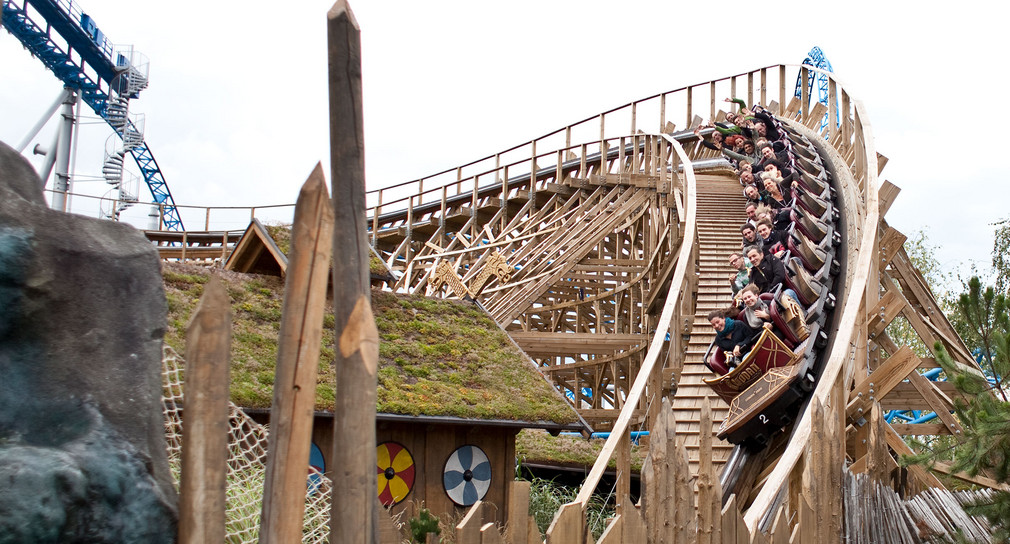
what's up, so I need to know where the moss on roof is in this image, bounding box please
[516,429,646,472]
[369,253,391,277]
[161,262,577,425]
[259,223,391,278]
[263,224,291,255]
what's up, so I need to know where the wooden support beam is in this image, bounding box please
[931,461,1010,491]
[509,332,647,353]
[847,346,921,424]
[877,226,907,272]
[887,255,977,366]
[877,180,901,218]
[866,288,906,339]
[865,402,893,483]
[883,425,944,489]
[260,166,335,543]
[905,371,963,436]
[328,2,379,541]
[889,423,951,436]
[876,152,889,176]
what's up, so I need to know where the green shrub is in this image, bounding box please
[409,507,440,543]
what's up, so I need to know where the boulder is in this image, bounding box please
[0,141,176,542]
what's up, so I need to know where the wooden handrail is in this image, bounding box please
[365,64,798,198]
[364,63,860,237]
[365,65,793,208]
[559,134,696,512]
[369,134,668,228]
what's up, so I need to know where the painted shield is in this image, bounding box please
[376,441,415,506]
[443,445,491,507]
[308,442,326,495]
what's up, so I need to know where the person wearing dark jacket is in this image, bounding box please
[751,109,783,141]
[707,309,758,366]
[745,245,786,294]
[755,220,788,257]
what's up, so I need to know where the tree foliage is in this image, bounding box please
[993,219,1010,294]
[904,341,1010,542]
[950,277,1010,401]
[902,225,1010,539]
[904,273,1010,539]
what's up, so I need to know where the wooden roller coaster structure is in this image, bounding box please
[364,62,996,542]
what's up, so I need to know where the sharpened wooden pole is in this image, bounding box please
[328,1,379,543]
[179,276,231,544]
[259,165,335,543]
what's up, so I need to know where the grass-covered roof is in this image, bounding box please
[161,262,578,426]
[516,430,646,472]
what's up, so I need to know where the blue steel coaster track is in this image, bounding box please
[794,46,838,134]
[2,0,183,230]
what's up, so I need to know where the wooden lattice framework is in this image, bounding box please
[370,133,691,431]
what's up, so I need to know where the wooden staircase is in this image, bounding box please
[672,172,748,474]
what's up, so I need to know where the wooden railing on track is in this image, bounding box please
[550,134,698,535]
[145,229,245,262]
[367,65,785,220]
[365,64,864,238]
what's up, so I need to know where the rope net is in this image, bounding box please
[162,346,332,543]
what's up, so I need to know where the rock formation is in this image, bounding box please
[0,141,177,542]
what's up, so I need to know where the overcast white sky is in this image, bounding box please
[0,0,1003,289]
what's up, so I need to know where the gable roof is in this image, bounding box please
[223,219,288,276]
[224,220,395,282]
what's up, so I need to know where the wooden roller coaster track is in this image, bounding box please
[361,63,994,542]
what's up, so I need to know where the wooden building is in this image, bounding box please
[164,224,587,526]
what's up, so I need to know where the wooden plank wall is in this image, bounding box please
[373,423,516,527]
[377,397,991,543]
[425,398,842,544]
